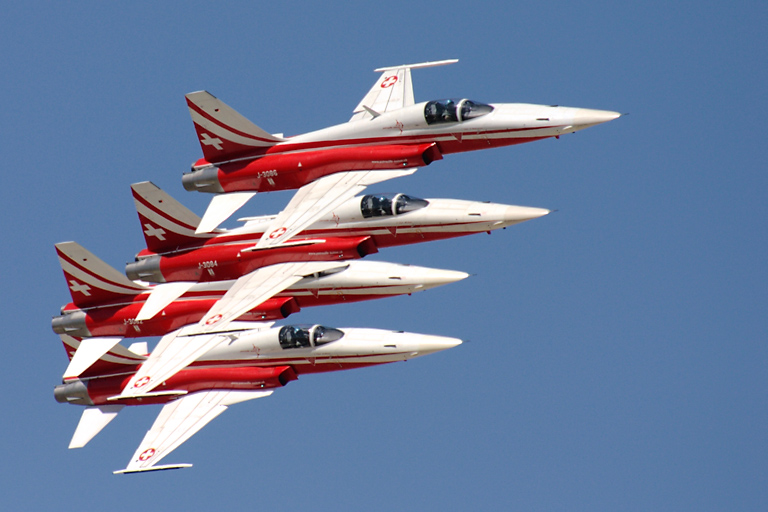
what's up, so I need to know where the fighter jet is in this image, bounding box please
[126,181,549,285]
[182,59,618,240]
[54,322,462,473]
[54,241,467,339]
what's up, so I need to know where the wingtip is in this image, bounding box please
[113,463,193,475]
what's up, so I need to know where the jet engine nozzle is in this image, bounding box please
[182,166,224,193]
[125,256,164,283]
[54,379,93,405]
[52,311,90,337]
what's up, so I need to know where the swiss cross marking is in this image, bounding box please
[133,376,151,388]
[200,133,224,150]
[143,223,166,241]
[381,75,398,88]
[138,448,156,461]
[268,227,287,239]
[69,280,92,296]
[205,314,223,326]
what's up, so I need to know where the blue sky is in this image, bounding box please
[1,2,766,510]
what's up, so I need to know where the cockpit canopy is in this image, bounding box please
[279,324,345,349]
[361,193,429,218]
[424,98,494,125]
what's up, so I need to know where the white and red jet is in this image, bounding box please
[54,241,466,340]
[126,181,549,285]
[54,235,465,399]
[182,59,619,240]
[55,322,461,473]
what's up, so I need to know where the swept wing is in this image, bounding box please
[255,168,416,248]
[196,168,415,235]
[114,390,272,473]
[351,59,458,121]
[116,261,345,397]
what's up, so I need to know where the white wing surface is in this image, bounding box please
[63,337,123,380]
[115,261,343,398]
[195,261,346,332]
[114,390,272,474]
[115,328,222,398]
[256,168,417,248]
[196,191,257,234]
[351,59,458,121]
[135,282,196,321]
[69,405,124,449]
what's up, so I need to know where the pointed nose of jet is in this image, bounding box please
[414,334,463,355]
[416,268,470,289]
[504,205,551,223]
[571,108,622,130]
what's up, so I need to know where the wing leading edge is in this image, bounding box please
[114,390,273,474]
[351,59,458,121]
[115,261,344,398]
[256,168,417,248]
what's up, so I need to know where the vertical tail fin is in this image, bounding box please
[131,181,214,252]
[56,242,149,308]
[185,90,285,163]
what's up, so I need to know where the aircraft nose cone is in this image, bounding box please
[420,268,470,287]
[416,334,463,355]
[504,206,551,223]
[572,108,621,127]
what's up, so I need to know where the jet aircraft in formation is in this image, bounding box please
[53,59,619,473]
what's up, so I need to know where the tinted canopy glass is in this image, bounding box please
[424,98,493,124]
[361,193,429,218]
[279,325,345,349]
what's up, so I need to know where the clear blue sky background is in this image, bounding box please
[1,2,765,510]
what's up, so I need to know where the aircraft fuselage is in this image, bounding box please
[128,196,549,284]
[183,101,620,194]
[55,326,462,407]
[54,261,467,338]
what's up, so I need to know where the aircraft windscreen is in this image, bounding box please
[425,98,493,124]
[394,194,429,214]
[361,193,429,218]
[279,325,344,349]
[312,325,345,346]
[459,99,494,120]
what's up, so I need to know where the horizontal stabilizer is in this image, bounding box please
[69,405,124,449]
[63,337,123,380]
[196,192,257,233]
[135,282,196,321]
